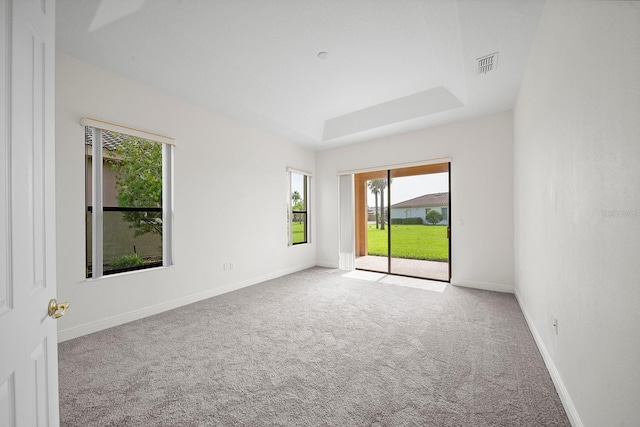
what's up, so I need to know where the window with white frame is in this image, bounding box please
[84,119,174,278]
[288,168,311,245]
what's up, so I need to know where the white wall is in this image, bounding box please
[56,53,316,340]
[316,111,514,292]
[514,1,640,426]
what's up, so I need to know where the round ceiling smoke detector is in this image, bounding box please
[317,51,328,60]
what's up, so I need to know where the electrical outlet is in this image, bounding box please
[223,263,228,271]
[553,318,558,335]
[229,262,234,270]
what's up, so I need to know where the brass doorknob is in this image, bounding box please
[48,299,69,319]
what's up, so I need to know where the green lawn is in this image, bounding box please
[367,224,449,261]
[292,222,306,244]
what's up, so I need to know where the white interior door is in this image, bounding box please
[0,0,60,426]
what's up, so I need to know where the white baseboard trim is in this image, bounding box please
[514,290,583,427]
[315,260,339,269]
[58,262,316,343]
[450,278,514,293]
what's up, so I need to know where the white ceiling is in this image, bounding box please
[56,0,546,150]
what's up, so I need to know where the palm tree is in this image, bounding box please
[368,180,381,229]
[367,178,391,230]
[292,190,301,205]
[378,179,388,230]
[291,191,302,223]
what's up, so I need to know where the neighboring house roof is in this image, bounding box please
[85,127,127,150]
[391,192,449,209]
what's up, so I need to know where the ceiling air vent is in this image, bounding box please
[477,52,498,75]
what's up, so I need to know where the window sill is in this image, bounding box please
[85,264,174,282]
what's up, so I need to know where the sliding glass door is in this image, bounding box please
[389,166,450,280]
[354,163,450,281]
[355,171,389,274]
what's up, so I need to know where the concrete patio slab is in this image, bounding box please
[354,255,449,281]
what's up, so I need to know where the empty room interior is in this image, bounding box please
[2,0,639,426]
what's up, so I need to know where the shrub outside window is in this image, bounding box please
[85,120,174,278]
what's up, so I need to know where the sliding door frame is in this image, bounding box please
[354,162,451,282]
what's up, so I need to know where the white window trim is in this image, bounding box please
[81,117,176,146]
[287,167,312,246]
[91,128,104,278]
[83,118,175,278]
